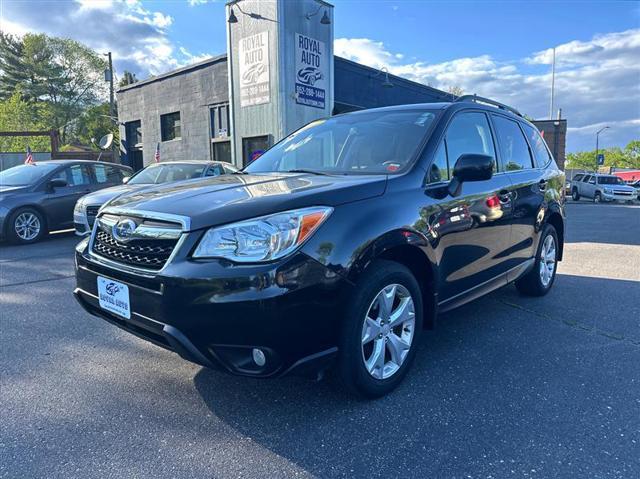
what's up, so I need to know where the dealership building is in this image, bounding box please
[116,0,566,170]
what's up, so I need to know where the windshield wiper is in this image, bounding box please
[286,169,331,176]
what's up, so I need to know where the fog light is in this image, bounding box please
[252,348,266,367]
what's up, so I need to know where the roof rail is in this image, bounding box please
[455,94,522,117]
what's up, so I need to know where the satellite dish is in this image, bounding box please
[98,133,113,150]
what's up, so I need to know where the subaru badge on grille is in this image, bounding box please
[112,218,137,243]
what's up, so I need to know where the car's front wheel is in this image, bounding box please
[515,224,558,297]
[571,188,580,201]
[337,260,423,398]
[7,208,47,244]
[594,192,602,203]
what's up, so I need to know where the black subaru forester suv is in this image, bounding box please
[74,97,565,398]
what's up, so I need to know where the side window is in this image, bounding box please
[53,165,91,186]
[427,141,449,183]
[573,174,584,182]
[522,123,552,167]
[445,112,497,172]
[205,165,223,177]
[492,115,534,171]
[582,175,592,183]
[93,164,124,184]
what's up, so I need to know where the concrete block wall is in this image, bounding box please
[117,57,229,168]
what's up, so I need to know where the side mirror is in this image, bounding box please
[122,176,130,184]
[447,154,494,197]
[48,178,67,189]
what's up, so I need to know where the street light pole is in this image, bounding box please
[595,126,610,173]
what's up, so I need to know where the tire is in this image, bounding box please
[571,188,580,201]
[7,207,47,244]
[594,192,601,203]
[337,260,423,399]
[515,224,559,297]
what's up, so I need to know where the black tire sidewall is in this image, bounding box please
[572,189,579,201]
[8,208,46,244]
[534,225,559,293]
[338,260,424,398]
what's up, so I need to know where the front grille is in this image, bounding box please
[86,205,100,216]
[613,190,632,196]
[92,229,178,271]
[86,205,100,228]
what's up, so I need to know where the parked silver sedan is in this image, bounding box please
[74,161,238,235]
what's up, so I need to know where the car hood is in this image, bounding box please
[606,184,636,192]
[105,173,387,231]
[81,183,149,206]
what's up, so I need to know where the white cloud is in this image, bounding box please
[335,30,640,152]
[1,0,182,76]
[188,0,214,5]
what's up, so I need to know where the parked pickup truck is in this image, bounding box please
[570,173,638,203]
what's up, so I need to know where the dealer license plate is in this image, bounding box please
[97,276,131,319]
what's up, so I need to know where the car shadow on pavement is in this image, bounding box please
[192,277,640,477]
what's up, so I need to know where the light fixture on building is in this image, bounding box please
[371,67,394,88]
[228,8,238,23]
[305,5,331,24]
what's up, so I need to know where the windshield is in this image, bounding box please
[128,163,207,185]
[245,109,438,175]
[598,176,624,185]
[0,163,59,186]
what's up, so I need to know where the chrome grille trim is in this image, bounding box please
[88,209,190,276]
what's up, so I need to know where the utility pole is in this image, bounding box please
[549,47,556,120]
[595,126,610,173]
[104,52,117,162]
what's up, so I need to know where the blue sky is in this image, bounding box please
[1,0,639,152]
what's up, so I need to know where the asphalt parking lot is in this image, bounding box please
[1,201,639,479]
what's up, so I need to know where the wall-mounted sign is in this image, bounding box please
[295,33,327,109]
[239,31,270,107]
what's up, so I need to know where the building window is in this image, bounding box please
[211,141,231,163]
[161,112,181,141]
[125,120,142,147]
[210,104,230,138]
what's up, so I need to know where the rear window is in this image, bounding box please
[522,123,552,168]
[598,176,623,185]
[492,115,534,171]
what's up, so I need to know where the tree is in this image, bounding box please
[118,71,138,88]
[0,90,53,151]
[0,33,108,144]
[447,85,464,99]
[0,33,28,100]
[566,140,640,170]
[72,102,119,149]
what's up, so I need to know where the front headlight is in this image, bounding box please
[604,188,613,194]
[74,200,85,215]
[192,206,333,262]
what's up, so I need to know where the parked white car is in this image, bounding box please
[570,173,638,203]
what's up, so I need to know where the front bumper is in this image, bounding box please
[602,192,637,202]
[74,240,350,378]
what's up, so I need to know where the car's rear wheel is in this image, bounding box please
[7,208,47,244]
[571,188,580,201]
[337,260,423,398]
[515,224,558,297]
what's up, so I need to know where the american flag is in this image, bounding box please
[24,146,35,165]
[154,143,160,163]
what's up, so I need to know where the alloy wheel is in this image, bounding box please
[539,234,556,287]
[14,212,41,241]
[361,283,416,380]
